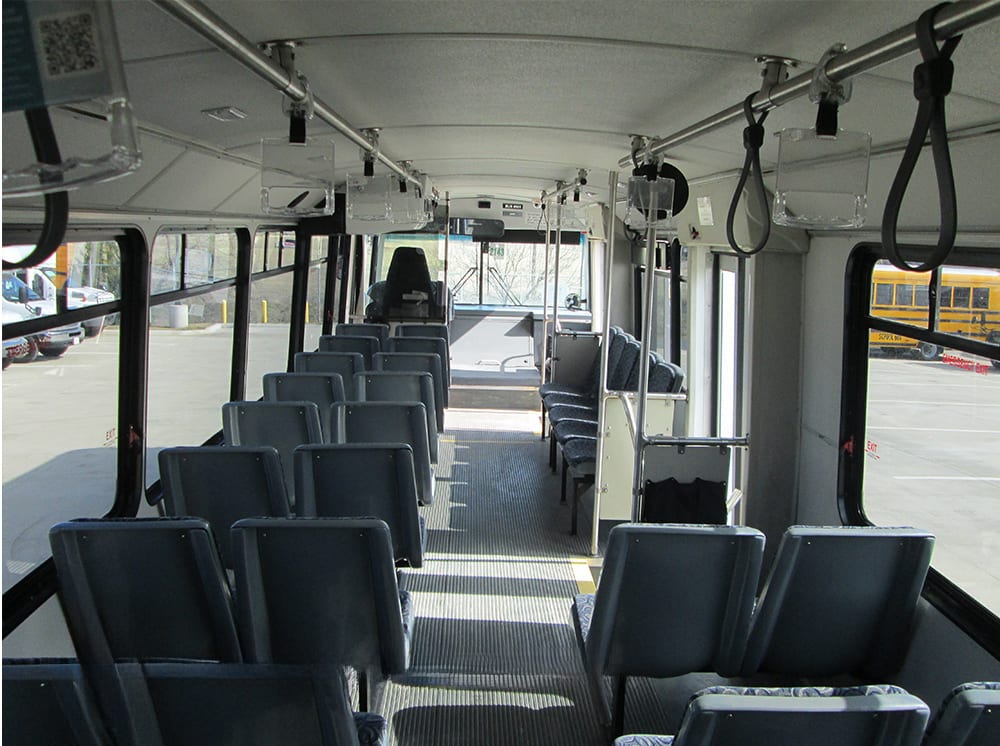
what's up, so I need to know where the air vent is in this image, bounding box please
[201,106,247,122]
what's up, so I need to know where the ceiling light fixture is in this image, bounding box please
[201,106,247,122]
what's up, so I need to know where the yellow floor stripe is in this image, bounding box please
[569,557,597,595]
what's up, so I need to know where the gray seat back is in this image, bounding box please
[387,335,450,388]
[741,526,935,678]
[263,372,346,439]
[116,661,364,746]
[2,660,112,746]
[924,682,1000,746]
[221,401,324,505]
[49,518,242,663]
[295,443,423,567]
[355,371,438,462]
[232,518,410,674]
[373,351,446,430]
[669,685,929,746]
[158,446,291,568]
[294,352,365,400]
[395,323,450,346]
[318,335,379,368]
[615,340,642,391]
[336,322,389,348]
[586,523,764,678]
[329,401,434,505]
[603,330,629,391]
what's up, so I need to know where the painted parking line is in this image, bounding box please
[893,476,1000,481]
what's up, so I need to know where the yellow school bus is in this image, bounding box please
[869,265,1000,361]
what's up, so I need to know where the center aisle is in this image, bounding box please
[381,408,607,745]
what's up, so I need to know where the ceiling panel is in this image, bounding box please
[38,1,1000,211]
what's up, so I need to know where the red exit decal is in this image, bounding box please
[942,354,990,376]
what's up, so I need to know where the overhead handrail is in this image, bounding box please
[615,0,1000,168]
[882,3,962,271]
[150,0,420,186]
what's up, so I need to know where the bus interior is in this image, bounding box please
[3,1,1000,744]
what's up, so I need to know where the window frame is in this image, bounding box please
[840,242,1000,658]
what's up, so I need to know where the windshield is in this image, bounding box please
[2,273,42,302]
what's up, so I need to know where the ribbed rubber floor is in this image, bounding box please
[379,407,704,745]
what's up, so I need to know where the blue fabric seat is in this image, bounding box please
[741,525,935,678]
[49,518,242,664]
[561,437,598,533]
[116,660,386,746]
[232,517,414,711]
[294,351,366,400]
[395,322,450,346]
[2,659,112,746]
[387,335,451,389]
[318,334,380,369]
[374,351,446,431]
[614,685,929,746]
[572,523,765,737]
[158,446,291,568]
[923,681,1000,746]
[336,322,389,349]
[295,443,426,567]
[221,400,324,506]
[263,372,346,440]
[356,370,439,461]
[329,400,434,505]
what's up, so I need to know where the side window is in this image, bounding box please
[146,229,241,487]
[874,283,893,305]
[2,238,124,592]
[850,256,1000,618]
[973,287,990,309]
[895,284,913,306]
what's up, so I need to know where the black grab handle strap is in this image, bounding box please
[726,94,772,257]
[882,3,962,272]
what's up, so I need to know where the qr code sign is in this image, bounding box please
[37,11,103,79]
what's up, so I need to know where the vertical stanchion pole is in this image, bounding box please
[443,192,451,317]
[631,185,659,522]
[553,200,563,337]
[541,205,552,382]
[592,171,619,554]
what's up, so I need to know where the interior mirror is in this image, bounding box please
[450,218,505,240]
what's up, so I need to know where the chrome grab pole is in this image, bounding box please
[617,0,1000,167]
[592,171,619,553]
[631,185,659,522]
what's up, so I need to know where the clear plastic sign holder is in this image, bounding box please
[347,173,393,221]
[772,128,871,229]
[389,182,431,225]
[3,0,141,197]
[625,176,675,234]
[260,138,335,216]
[557,203,589,231]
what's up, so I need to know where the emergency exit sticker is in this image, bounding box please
[697,196,715,226]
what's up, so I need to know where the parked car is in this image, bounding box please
[14,267,115,337]
[2,335,31,369]
[2,274,85,359]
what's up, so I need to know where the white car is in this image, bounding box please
[1,275,85,360]
[14,267,115,337]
